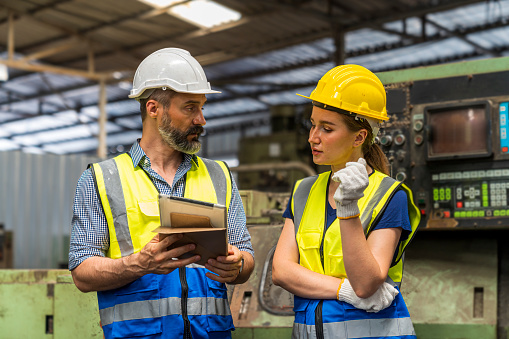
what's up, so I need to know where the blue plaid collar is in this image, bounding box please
[128,139,198,169]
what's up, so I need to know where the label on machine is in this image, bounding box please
[500,102,509,154]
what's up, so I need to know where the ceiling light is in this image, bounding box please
[169,0,241,28]
[0,64,8,81]
[139,0,181,8]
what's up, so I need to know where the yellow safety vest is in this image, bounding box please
[91,153,232,259]
[292,170,420,286]
[91,153,235,338]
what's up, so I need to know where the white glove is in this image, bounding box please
[337,279,399,313]
[332,158,369,219]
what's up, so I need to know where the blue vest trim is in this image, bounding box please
[292,293,416,339]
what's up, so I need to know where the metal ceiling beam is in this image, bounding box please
[425,17,500,57]
[0,58,110,81]
[0,4,110,81]
[49,10,274,70]
[184,1,490,66]
[209,32,467,83]
[14,0,256,70]
[19,39,82,62]
[0,0,76,35]
[345,0,486,31]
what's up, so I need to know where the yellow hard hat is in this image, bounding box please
[297,64,388,121]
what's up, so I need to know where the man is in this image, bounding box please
[69,48,254,339]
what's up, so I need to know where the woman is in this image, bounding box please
[272,65,420,339]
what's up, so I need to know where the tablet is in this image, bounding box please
[158,194,227,229]
[155,194,228,265]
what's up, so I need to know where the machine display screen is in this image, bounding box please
[427,104,491,159]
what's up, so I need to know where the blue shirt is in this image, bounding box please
[69,141,253,270]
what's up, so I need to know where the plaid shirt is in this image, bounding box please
[68,141,253,270]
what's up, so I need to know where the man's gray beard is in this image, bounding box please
[158,113,202,154]
[159,126,201,154]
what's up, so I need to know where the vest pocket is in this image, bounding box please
[137,200,160,227]
[138,201,159,217]
[206,276,228,299]
[111,278,163,338]
[297,232,322,272]
[205,278,234,332]
[326,254,346,278]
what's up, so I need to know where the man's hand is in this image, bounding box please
[71,233,201,292]
[204,244,244,283]
[128,233,201,275]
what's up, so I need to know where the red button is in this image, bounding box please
[443,211,450,218]
[457,202,463,208]
[503,147,509,153]
[420,209,426,215]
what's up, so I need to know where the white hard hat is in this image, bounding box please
[129,48,220,100]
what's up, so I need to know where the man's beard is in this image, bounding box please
[158,112,204,154]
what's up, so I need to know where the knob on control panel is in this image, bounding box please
[414,134,424,145]
[394,134,406,146]
[396,171,407,182]
[380,135,393,146]
[413,120,424,132]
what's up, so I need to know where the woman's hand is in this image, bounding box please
[332,158,369,219]
[337,278,399,312]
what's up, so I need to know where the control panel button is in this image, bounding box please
[414,134,423,145]
[456,202,463,208]
[380,135,393,146]
[396,171,407,182]
[443,211,450,218]
[413,120,424,132]
[394,134,406,146]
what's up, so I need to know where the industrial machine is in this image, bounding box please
[382,71,509,230]
[374,69,509,338]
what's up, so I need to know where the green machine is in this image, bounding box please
[0,270,102,338]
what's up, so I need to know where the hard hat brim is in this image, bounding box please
[129,87,221,100]
[296,92,389,122]
[296,93,311,100]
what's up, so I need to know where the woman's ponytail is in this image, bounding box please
[363,143,389,176]
[342,115,390,176]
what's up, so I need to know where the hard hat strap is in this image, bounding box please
[312,101,380,143]
[312,101,361,120]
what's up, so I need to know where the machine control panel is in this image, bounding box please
[432,169,509,219]
[384,74,509,229]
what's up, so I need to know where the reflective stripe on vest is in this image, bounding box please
[201,158,229,206]
[293,316,415,339]
[99,296,231,327]
[96,158,133,257]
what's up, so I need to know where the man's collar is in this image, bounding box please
[129,139,199,168]
[128,140,146,168]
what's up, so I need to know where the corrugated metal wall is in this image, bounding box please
[0,151,99,269]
